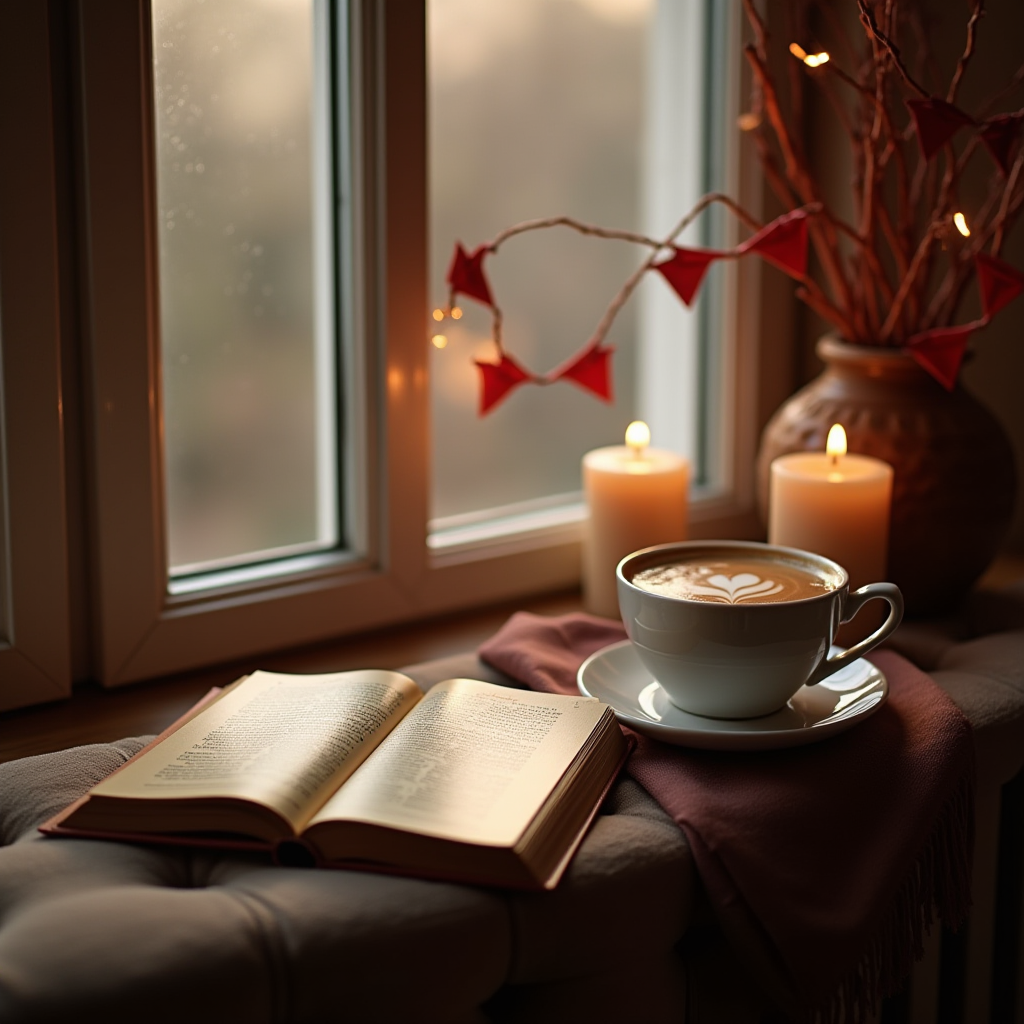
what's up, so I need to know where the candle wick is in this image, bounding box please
[830,453,838,469]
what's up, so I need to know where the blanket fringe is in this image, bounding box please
[815,762,975,1024]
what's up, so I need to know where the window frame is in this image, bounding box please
[0,3,73,710]
[70,0,774,688]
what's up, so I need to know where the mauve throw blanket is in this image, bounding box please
[479,613,975,1023]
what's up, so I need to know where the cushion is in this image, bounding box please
[0,655,695,1024]
[3,599,1024,1024]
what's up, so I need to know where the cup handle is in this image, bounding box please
[806,582,904,686]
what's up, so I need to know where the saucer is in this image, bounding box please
[577,640,888,751]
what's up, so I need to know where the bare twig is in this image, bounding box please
[948,1,984,105]
[857,0,930,99]
[459,0,1023,377]
[992,146,1024,253]
[746,45,856,319]
[741,0,768,61]
[822,59,912,227]
[754,135,802,211]
[880,225,938,341]
[745,46,815,199]
[876,204,910,280]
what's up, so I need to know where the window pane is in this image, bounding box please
[153,0,337,575]
[429,0,654,524]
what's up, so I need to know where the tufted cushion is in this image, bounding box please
[3,604,1024,1024]
[888,588,1024,787]
[0,656,695,1024]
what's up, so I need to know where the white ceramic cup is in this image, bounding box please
[616,540,904,719]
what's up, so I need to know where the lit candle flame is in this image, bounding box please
[826,423,847,467]
[953,211,970,237]
[431,333,448,349]
[789,42,829,67]
[625,420,650,456]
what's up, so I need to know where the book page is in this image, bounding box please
[87,670,422,827]
[307,678,607,846]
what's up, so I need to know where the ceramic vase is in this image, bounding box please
[755,337,1017,614]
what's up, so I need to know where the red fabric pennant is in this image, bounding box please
[654,248,721,306]
[474,353,533,414]
[446,243,494,307]
[906,99,975,160]
[550,343,615,402]
[737,208,810,278]
[906,325,975,391]
[980,114,1023,176]
[976,252,1024,318]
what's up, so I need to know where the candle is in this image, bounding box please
[582,421,690,619]
[768,424,893,591]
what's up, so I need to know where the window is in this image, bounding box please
[428,0,653,529]
[152,0,339,576]
[428,0,751,550]
[0,0,772,707]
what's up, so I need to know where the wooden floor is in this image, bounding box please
[0,590,583,764]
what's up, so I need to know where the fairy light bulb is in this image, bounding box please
[789,42,829,67]
[953,211,970,237]
[431,334,448,349]
[451,306,463,320]
[432,308,445,322]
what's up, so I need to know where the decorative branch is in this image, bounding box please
[856,0,930,99]
[992,146,1024,253]
[880,225,939,342]
[439,0,1024,408]
[947,2,984,105]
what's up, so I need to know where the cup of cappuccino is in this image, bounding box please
[616,540,903,719]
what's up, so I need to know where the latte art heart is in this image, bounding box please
[630,557,835,604]
[697,573,784,603]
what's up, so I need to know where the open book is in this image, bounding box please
[43,670,628,890]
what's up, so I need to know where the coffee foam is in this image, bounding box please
[629,555,837,605]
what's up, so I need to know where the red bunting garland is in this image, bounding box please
[655,209,810,309]
[905,325,976,391]
[454,208,812,415]
[473,343,616,415]
[655,248,718,307]
[551,343,615,402]
[906,99,976,161]
[445,207,1020,410]
[473,353,532,415]
[976,251,1024,318]
[736,207,810,277]
[906,253,1024,391]
[980,114,1024,177]
[446,243,493,307]
[906,98,1023,177]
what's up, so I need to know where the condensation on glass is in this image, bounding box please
[428,0,703,531]
[153,0,337,576]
